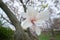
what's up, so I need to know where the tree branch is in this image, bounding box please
[0,0,32,40]
[20,0,27,12]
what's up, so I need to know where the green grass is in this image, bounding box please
[0,26,14,40]
[54,31,60,40]
[39,31,60,40]
[39,32,50,40]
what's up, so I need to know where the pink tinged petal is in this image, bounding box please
[26,6,39,25]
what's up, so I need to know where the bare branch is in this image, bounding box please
[1,14,12,24]
[20,0,27,12]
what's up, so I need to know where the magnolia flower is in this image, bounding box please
[21,6,50,36]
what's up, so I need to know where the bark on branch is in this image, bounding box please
[0,0,31,40]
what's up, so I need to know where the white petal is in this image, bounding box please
[35,20,44,27]
[36,10,50,21]
[21,20,32,30]
[27,6,38,19]
[35,27,42,36]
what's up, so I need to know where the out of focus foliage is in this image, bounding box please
[0,26,14,40]
[39,31,60,40]
[0,20,14,40]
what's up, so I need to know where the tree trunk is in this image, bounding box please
[0,0,39,40]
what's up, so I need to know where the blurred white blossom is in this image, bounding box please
[21,6,50,35]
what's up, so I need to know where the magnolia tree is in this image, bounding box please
[0,0,60,40]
